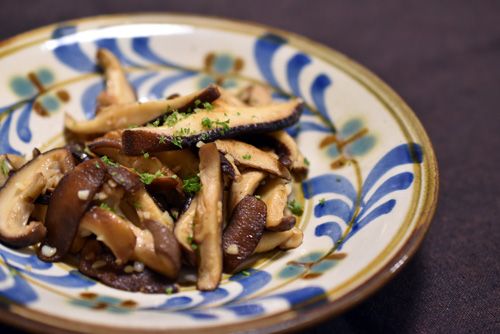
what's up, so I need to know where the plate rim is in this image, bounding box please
[0,12,439,334]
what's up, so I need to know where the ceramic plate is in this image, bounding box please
[0,14,438,334]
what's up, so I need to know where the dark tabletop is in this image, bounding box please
[0,0,499,333]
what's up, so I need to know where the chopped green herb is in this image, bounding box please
[319,198,326,206]
[201,117,213,129]
[183,175,201,195]
[137,170,164,185]
[95,162,101,169]
[147,118,161,127]
[200,133,209,141]
[101,155,118,167]
[241,270,250,276]
[203,102,214,110]
[237,112,241,116]
[143,152,150,159]
[287,199,304,216]
[171,136,183,148]
[242,154,252,160]
[304,157,310,166]
[190,243,198,250]
[127,124,138,129]
[159,135,167,144]
[1,159,9,176]
[133,202,141,209]
[99,202,113,212]
[163,110,182,127]
[254,195,262,200]
[194,99,201,106]
[165,287,174,295]
[215,119,230,134]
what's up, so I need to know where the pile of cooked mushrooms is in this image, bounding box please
[0,49,308,293]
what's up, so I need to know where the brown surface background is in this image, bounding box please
[0,0,499,333]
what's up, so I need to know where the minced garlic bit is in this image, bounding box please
[94,191,108,200]
[80,229,92,237]
[124,265,135,274]
[107,179,117,188]
[77,189,90,200]
[91,260,106,270]
[41,245,57,258]
[196,141,205,148]
[141,211,151,220]
[226,244,239,255]
[133,261,144,272]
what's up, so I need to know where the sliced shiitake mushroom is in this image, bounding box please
[0,148,74,248]
[79,206,136,264]
[121,99,303,154]
[237,84,273,107]
[193,143,224,290]
[254,227,304,253]
[267,131,309,179]
[223,195,267,273]
[215,140,291,179]
[258,177,296,231]
[228,170,266,214]
[65,85,221,134]
[174,196,198,265]
[152,150,199,179]
[39,158,105,261]
[95,48,136,111]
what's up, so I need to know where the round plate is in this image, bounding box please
[0,14,438,334]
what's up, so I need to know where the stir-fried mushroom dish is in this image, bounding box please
[0,49,309,293]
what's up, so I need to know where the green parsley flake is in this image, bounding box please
[159,135,167,144]
[137,170,164,185]
[165,287,174,295]
[101,155,118,167]
[99,202,113,212]
[241,270,250,276]
[1,159,10,176]
[242,154,252,160]
[147,119,161,127]
[215,119,230,134]
[171,136,183,148]
[287,199,304,216]
[254,195,262,200]
[194,99,201,106]
[183,175,201,195]
[319,198,326,206]
[203,102,214,110]
[201,117,213,129]
[163,111,182,127]
[200,133,209,141]
[304,157,310,166]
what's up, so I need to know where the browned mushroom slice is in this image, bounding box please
[254,227,303,253]
[193,143,224,290]
[128,188,174,231]
[258,178,296,231]
[223,195,267,273]
[213,88,246,108]
[237,84,273,107]
[39,158,106,261]
[79,206,136,264]
[174,196,198,265]
[0,154,26,186]
[228,170,266,214]
[220,153,241,182]
[65,84,221,134]
[95,48,136,111]
[268,131,309,179]
[215,140,291,179]
[153,150,199,179]
[144,219,181,277]
[0,148,74,248]
[121,99,303,154]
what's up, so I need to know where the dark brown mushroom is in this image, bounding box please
[65,85,221,134]
[215,140,291,179]
[0,148,74,248]
[193,143,224,290]
[223,195,267,273]
[144,219,181,279]
[38,158,106,261]
[121,99,303,154]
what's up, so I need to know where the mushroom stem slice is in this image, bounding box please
[258,177,295,230]
[223,195,267,273]
[254,227,303,253]
[39,158,106,261]
[215,140,291,179]
[96,48,136,111]
[144,219,182,279]
[194,143,224,291]
[121,99,303,154]
[79,207,136,264]
[268,131,309,179]
[129,189,174,231]
[0,148,74,248]
[65,84,221,134]
[174,196,198,264]
[228,170,266,214]
[237,84,273,107]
